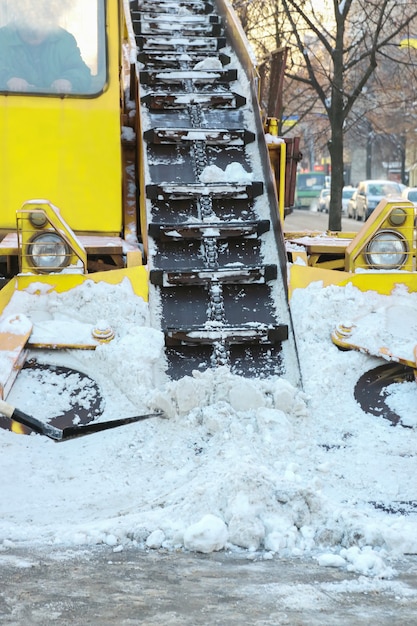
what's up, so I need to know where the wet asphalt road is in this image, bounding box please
[284,208,361,233]
[1,546,417,625]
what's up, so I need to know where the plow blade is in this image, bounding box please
[332,303,417,372]
[0,398,164,441]
[354,363,415,427]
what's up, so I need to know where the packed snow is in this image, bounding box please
[0,273,416,582]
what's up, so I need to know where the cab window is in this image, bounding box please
[0,0,106,96]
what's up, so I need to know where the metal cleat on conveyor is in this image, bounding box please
[150,265,278,287]
[135,1,214,14]
[136,14,221,37]
[148,220,270,241]
[141,92,246,110]
[137,51,231,69]
[136,35,226,52]
[164,324,289,346]
[143,128,255,145]
[139,68,237,86]
[146,182,263,200]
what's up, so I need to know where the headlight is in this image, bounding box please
[389,207,407,226]
[27,232,71,272]
[364,230,408,269]
[28,211,48,228]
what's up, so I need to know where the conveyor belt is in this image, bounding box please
[132,0,300,383]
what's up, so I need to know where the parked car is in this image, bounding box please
[318,188,330,212]
[346,189,359,219]
[401,187,417,226]
[401,187,417,208]
[355,180,403,221]
[341,186,356,215]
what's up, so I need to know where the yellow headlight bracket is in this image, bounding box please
[17,200,87,275]
[345,198,416,273]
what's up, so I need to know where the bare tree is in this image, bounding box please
[233,0,417,230]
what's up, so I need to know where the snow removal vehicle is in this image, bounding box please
[0,0,415,439]
[0,0,302,438]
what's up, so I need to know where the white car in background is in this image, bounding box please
[347,190,359,219]
[401,187,417,225]
[341,186,356,215]
[318,188,330,212]
[355,179,403,220]
[401,187,417,208]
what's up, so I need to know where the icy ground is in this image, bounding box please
[0,276,416,586]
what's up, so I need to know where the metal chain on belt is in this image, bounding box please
[187,103,229,366]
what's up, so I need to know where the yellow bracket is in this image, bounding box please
[17,200,87,275]
[267,140,286,222]
[345,199,416,273]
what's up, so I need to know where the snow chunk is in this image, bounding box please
[146,529,165,549]
[229,380,265,411]
[316,553,346,568]
[199,162,253,183]
[340,546,396,578]
[183,514,228,553]
[193,57,223,71]
[265,133,284,144]
[228,515,265,551]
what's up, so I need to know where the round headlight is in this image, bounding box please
[389,208,407,226]
[29,211,48,228]
[27,232,71,273]
[365,230,408,269]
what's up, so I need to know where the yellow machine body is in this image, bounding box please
[0,0,123,235]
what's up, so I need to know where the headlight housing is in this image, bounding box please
[27,232,71,273]
[364,230,408,269]
[28,211,48,228]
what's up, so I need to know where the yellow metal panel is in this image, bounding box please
[338,272,417,295]
[0,278,19,315]
[0,266,149,318]
[288,264,352,299]
[17,266,149,300]
[289,263,417,299]
[288,250,308,265]
[0,0,123,234]
[0,90,122,232]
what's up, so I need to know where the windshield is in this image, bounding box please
[0,0,106,96]
[297,173,326,191]
[367,183,400,196]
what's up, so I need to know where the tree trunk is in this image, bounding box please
[328,20,345,232]
[366,122,373,179]
[328,122,344,232]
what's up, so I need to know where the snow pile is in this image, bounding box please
[0,275,416,574]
